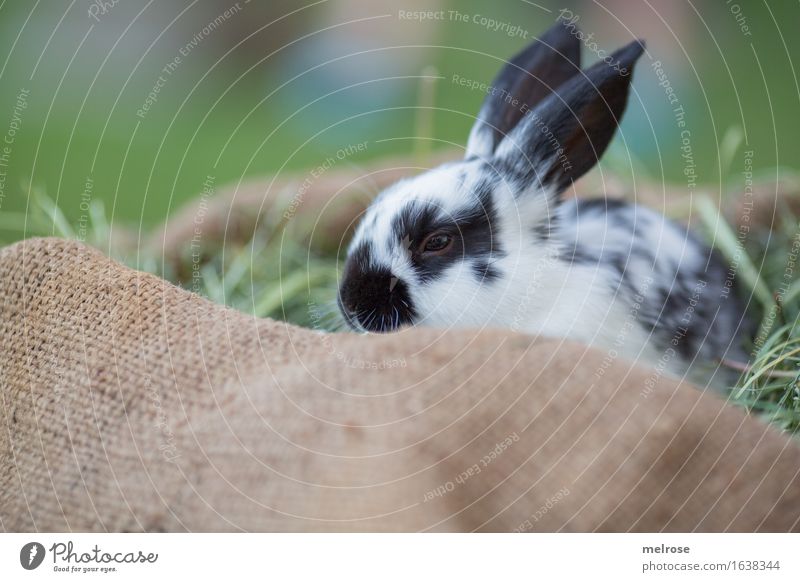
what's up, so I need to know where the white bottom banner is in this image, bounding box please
[0,533,796,581]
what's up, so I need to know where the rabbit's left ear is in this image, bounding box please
[494,39,645,195]
[465,22,581,159]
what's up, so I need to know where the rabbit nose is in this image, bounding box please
[338,267,416,333]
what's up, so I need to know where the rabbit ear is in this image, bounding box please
[464,22,582,160]
[494,39,645,194]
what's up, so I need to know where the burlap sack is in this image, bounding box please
[1,236,799,532]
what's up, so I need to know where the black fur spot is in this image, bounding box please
[533,213,559,240]
[338,243,417,333]
[387,186,503,285]
[576,198,628,213]
[472,260,500,282]
[559,244,598,265]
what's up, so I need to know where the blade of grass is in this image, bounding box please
[89,199,109,247]
[414,66,438,167]
[30,186,75,238]
[254,267,333,318]
[696,194,775,335]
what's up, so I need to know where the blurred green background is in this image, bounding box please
[0,0,798,242]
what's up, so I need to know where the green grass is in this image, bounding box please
[20,182,343,330]
[697,195,800,433]
[161,208,343,330]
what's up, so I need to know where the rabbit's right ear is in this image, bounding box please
[464,22,581,159]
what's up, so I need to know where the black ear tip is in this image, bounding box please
[618,39,646,61]
[611,39,646,75]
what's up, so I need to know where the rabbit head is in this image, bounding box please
[338,22,644,332]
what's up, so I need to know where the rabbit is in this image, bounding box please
[337,22,753,387]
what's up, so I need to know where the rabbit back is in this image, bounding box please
[555,197,753,381]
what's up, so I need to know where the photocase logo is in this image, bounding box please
[20,542,45,570]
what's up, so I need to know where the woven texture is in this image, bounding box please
[1,237,799,532]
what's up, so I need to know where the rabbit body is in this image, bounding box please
[337,22,751,386]
[553,197,750,383]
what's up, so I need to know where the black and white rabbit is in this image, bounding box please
[337,22,752,386]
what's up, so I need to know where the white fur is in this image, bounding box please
[347,160,676,375]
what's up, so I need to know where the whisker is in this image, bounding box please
[362,309,377,331]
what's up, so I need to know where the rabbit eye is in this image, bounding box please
[420,232,453,254]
